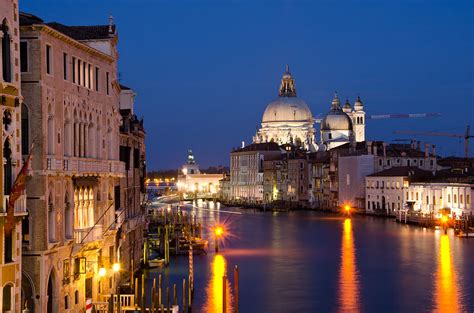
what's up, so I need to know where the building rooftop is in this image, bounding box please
[20,12,116,40]
[232,142,281,153]
[367,166,432,178]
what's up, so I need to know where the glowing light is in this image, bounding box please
[441,215,448,223]
[338,218,360,312]
[98,267,107,277]
[344,205,351,212]
[215,226,224,237]
[112,263,120,272]
[434,235,462,312]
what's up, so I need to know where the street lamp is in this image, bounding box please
[98,267,107,277]
[441,215,448,234]
[112,262,121,272]
[214,226,224,253]
[343,204,352,216]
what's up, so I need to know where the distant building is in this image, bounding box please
[230,142,282,203]
[218,176,231,202]
[338,141,438,211]
[365,167,431,215]
[177,151,224,197]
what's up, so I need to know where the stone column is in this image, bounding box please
[84,122,88,158]
[0,32,3,82]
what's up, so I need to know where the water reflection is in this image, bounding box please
[203,254,233,313]
[433,234,462,312]
[338,218,360,312]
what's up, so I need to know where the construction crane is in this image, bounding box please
[394,125,473,158]
[314,112,440,123]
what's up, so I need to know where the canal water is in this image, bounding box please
[145,200,474,313]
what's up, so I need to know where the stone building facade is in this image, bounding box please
[0,1,27,311]
[20,13,124,313]
[230,142,281,203]
[118,85,146,285]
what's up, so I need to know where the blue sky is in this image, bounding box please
[22,0,474,170]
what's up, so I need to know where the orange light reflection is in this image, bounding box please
[203,254,233,313]
[338,218,360,312]
[434,235,462,312]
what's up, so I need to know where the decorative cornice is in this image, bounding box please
[21,24,115,64]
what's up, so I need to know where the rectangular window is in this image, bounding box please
[77,59,82,85]
[82,61,87,87]
[72,57,76,83]
[95,67,99,91]
[106,72,110,95]
[346,174,350,185]
[88,64,92,89]
[134,148,140,168]
[109,246,115,263]
[46,44,52,74]
[20,41,28,72]
[63,53,68,80]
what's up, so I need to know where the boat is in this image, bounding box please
[148,258,165,268]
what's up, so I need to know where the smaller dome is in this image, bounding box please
[354,95,363,111]
[342,98,352,113]
[321,93,353,131]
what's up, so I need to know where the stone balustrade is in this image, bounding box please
[46,156,125,177]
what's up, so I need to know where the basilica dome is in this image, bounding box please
[262,97,313,123]
[321,94,353,131]
[261,65,313,124]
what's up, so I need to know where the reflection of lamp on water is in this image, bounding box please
[205,254,232,313]
[338,218,360,312]
[434,234,461,312]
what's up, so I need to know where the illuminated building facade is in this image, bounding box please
[178,151,224,197]
[118,84,146,283]
[0,0,27,311]
[20,12,124,312]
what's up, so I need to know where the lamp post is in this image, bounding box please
[214,226,223,253]
[441,215,448,234]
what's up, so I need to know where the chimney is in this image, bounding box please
[383,142,387,157]
[373,144,378,156]
[432,144,436,156]
[367,141,372,155]
[424,143,429,158]
[410,139,415,149]
[417,141,421,151]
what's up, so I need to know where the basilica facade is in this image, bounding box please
[253,66,366,151]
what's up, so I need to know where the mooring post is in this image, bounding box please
[166,287,170,313]
[152,278,156,313]
[141,274,145,313]
[223,275,227,313]
[134,277,139,307]
[173,283,177,306]
[234,266,239,313]
[182,279,187,313]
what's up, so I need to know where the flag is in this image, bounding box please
[4,151,32,234]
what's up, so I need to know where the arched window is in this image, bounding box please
[2,20,12,82]
[47,106,55,155]
[2,283,13,312]
[48,193,56,242]
[22,103,30,155]
[64,190,72,239]
[3,139,12,195]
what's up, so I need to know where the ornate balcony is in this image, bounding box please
[74,224,104,244]
[0,195,28,216]
[46,156,125,177]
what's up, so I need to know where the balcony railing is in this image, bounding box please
[47,157,125,177]
[1,195,27,215]
[74,224,103,244]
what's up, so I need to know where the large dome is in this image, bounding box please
[261,65,313,124]
[262,97,313,123]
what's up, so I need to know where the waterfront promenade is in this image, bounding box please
[143,200,474,313]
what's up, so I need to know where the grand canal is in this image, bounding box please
[145,200,474,312]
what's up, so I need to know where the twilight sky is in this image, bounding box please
[22,0,473,170]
